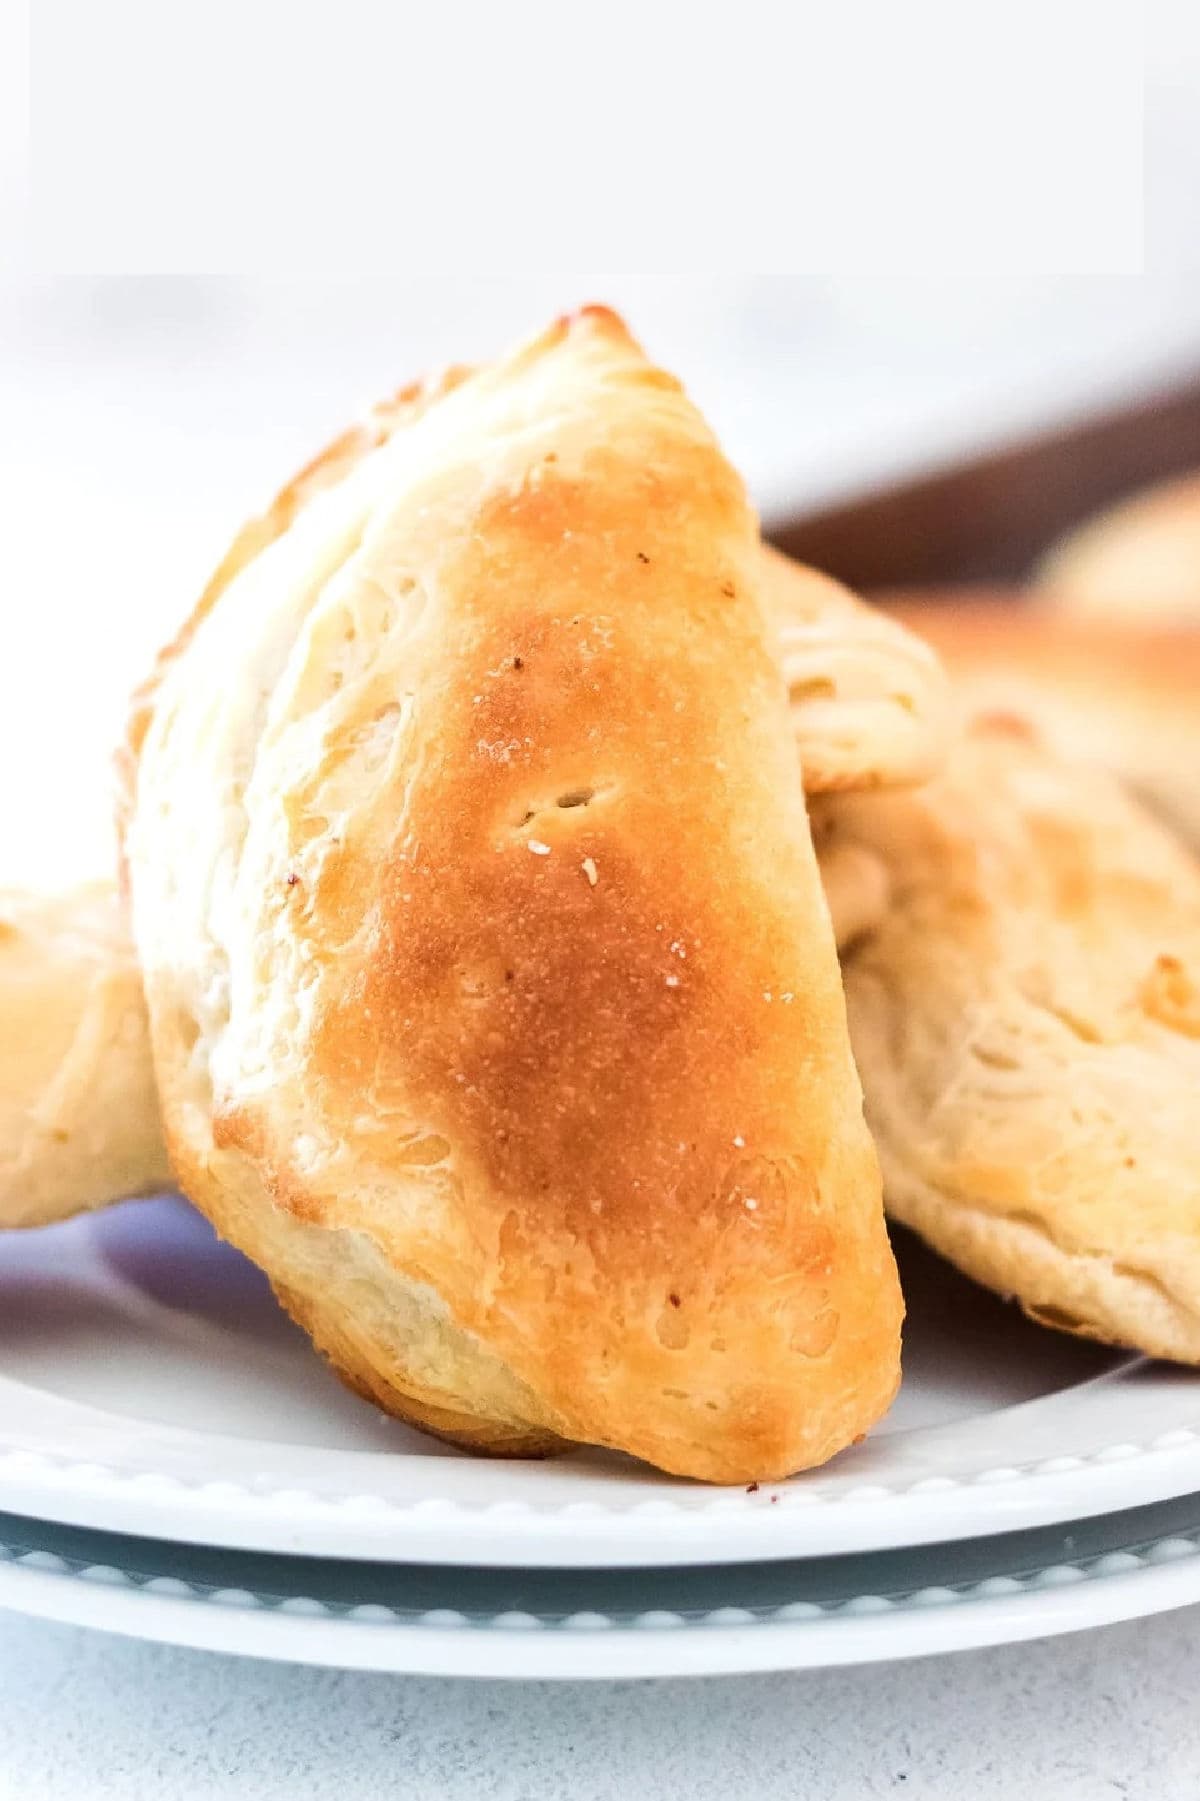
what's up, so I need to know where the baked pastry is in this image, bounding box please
[1036,470,1200,626]
[814,716,1200,1361]
[0,554,945,1236]
[0,881,169,1228]
[760,546,948,792]
[813,831,892,952]
[120,306,903,1481]
[881,593,1200,848]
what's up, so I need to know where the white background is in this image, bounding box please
[6,2,1200,884]
[29,0,1147,274]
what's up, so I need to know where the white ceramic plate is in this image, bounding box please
[3,1198,1200,1567]
[3,1491,1200,1677]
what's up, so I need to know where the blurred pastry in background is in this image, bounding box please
[814,714,1200,1363]
[1035,470,1200,627]
[878,594,1200,850]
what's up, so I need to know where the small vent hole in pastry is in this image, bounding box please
[512,783,611,831]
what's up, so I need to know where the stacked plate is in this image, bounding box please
[2,1196,1200,1678]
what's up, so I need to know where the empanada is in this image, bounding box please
[0,882,169,1227]
[120,307,902,1481]
[815,716,1200,1361]
[2,392,946,1240]
[883,594,1200,849]
[1036,470,1200,627]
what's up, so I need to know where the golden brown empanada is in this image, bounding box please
[119,307,902,1481]
[815,715,1200,1361]
[2,398,946,1242]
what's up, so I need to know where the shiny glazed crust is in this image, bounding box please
[123,308,902,1481]
[814,718,1200,1361]
[880,593,1200,849]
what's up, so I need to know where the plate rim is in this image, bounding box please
[7,1204,1200,1568]
[2,1503,1199,1678]
[3,1366,1200,1566]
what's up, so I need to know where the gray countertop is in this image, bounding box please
[1,1604,1197,1799]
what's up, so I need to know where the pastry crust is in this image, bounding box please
[0,881,169,1227]
[761,547,949,792]
[122,470,947,821]
[814,717,1200,1361]
[881,594,1200,850]
[0,547,945,1238]
[123,307,902,1481]
[1035,470,1200,626]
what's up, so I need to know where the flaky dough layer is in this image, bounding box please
[760,548,948,793]
[815,718,1200,1361]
